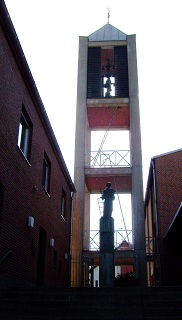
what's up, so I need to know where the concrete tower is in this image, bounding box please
[72,23,146,286]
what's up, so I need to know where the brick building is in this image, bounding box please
[115,241,134,276]
[0,1,76,287]
[145,149,182,286]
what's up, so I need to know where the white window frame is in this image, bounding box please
[61,188,66,219]
[42,154,51,194]
[18,113,30,159]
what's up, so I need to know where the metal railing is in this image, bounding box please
[84,233,155,254]
[146,237,155,256]
[86,150,131,168]
[83,230,133,251]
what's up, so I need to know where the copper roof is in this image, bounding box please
[89,23,127,42]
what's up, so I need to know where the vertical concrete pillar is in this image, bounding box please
[83,186,90,250]
[72,37,88,259]
[127,35,147,286]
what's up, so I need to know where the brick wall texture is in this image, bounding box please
[0,25,74,287]
[155,149,182,285]
[155,150,182,238]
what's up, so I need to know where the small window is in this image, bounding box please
[42,152,51,194]
[18,109,32,160]
[61,188,66,219]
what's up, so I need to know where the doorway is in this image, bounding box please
[37,227,47,286]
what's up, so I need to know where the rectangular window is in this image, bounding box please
[18,108,32,160]
[42,152,51,194]
[61,188,66,219]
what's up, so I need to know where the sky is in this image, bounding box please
[4,0,182,236]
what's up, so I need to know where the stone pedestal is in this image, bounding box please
[99,216,115,287]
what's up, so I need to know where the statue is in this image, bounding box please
[100,182,115,287]
[101,182,115,217]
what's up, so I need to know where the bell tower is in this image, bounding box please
[72,23,147,286]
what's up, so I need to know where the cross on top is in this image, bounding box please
[107,7,111,24]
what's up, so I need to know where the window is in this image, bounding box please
[61,188,66,219]
[18,108,32,160]
[42,152,51,194]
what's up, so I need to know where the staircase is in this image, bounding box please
[0,286,182,319]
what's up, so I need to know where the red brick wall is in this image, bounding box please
[155,150,182,285]
[0,26,73,287]
[155,150,182,238]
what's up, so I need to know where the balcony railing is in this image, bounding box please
[86,150,131,168]
[146,237,155,256]
[83,229,133,251]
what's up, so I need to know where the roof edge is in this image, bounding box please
[164,202,182,240]
[144,148,182,206]
[0,0,76,192]
[151,148,182,161]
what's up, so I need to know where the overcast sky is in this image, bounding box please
[4,0,182,191]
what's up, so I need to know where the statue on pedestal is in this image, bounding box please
[99,182,115,287]
[101,182,115,218]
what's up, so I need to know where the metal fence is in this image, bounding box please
[71,255,94,287]
[146,237,155,256]
[83,229,133,251]
[86,150,131,168]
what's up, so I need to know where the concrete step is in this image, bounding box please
[0,286,182,319]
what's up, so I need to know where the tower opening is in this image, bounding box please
[87,46,129,99]
[90,130,130,168]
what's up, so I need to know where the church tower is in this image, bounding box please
[72,22,147,286]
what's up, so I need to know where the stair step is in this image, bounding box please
[1,287,182,319]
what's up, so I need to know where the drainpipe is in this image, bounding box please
[152,158,161,285]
